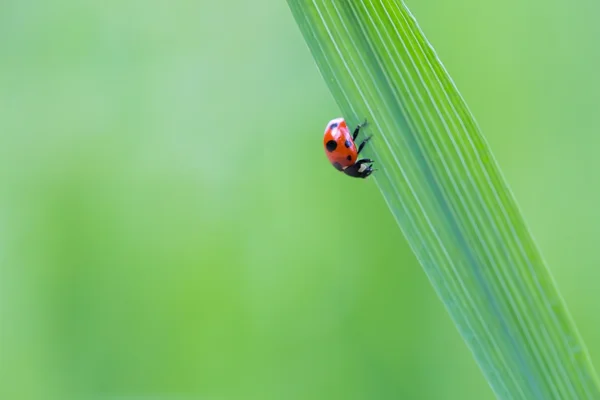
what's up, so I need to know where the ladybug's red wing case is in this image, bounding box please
[323,118,357,169]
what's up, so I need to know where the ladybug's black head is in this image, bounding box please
[343,160,374,179]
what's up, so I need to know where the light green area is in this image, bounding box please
[1,1,600,399]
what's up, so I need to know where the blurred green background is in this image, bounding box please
[2,0,600,399]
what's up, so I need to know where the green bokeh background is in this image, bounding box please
[2,1,600,399]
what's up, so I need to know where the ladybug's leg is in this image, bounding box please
[352,118,368,140]
[357,135,373,154]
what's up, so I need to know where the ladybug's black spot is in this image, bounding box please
[329,122,339,129]
[347,155,352,161]
[326,140,337,152]
[332,162,344,171]
[344,139,352,148]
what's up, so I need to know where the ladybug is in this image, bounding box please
[323,117,375,178]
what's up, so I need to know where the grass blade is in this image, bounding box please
[286,0,600,398]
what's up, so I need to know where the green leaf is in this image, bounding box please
[286,0,600,398]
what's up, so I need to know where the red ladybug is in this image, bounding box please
[323,117,374,178]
